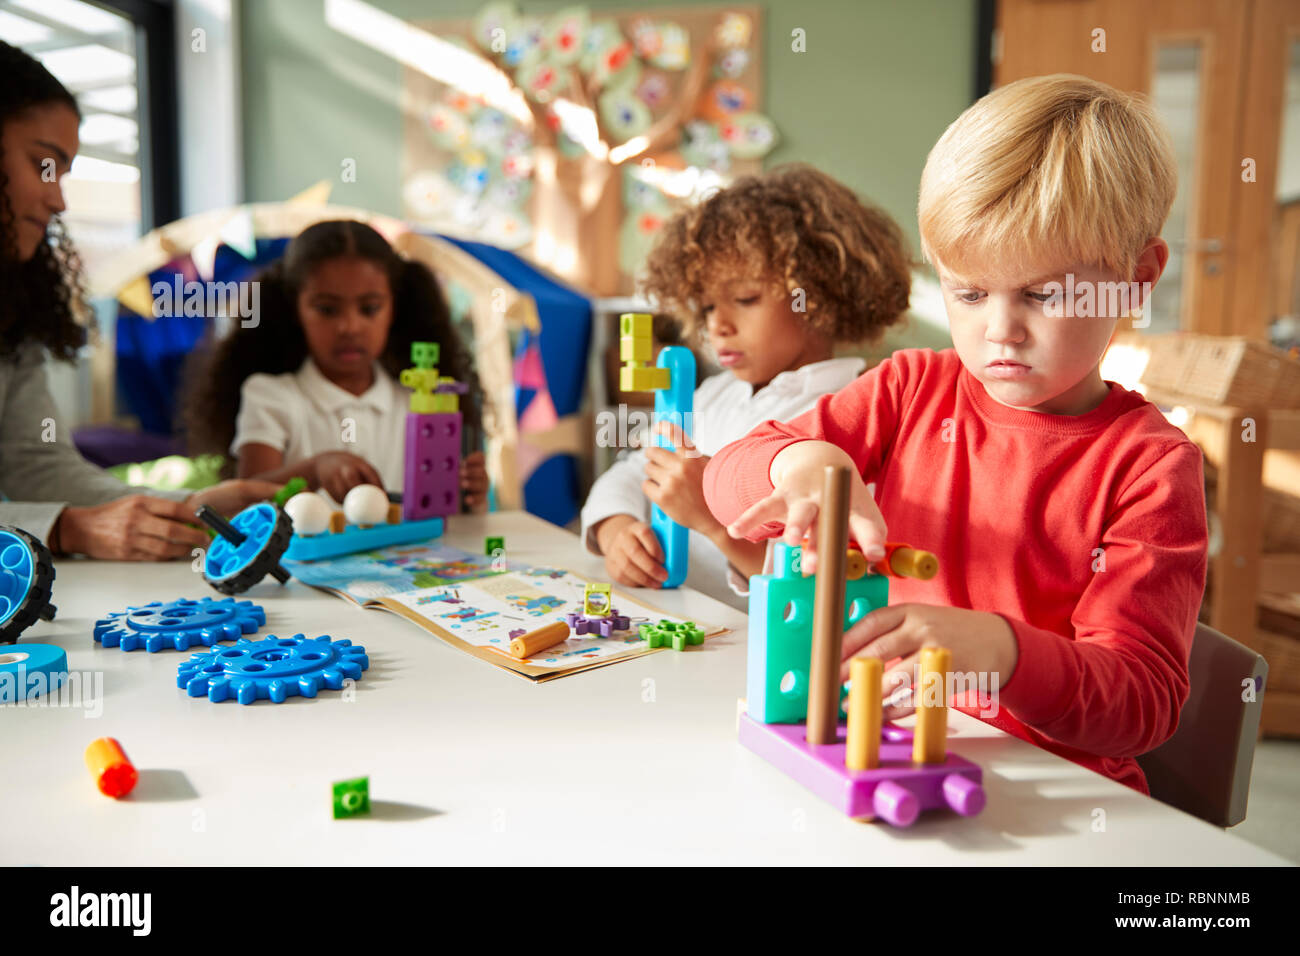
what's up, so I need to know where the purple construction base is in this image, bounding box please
[737,713,985,826]
[403,412,461,521]
[564,610,631,637]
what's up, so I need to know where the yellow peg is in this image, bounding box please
[913,646,951,763]
[846,657,883,770]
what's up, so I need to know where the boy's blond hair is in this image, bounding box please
[918,74,1177,280]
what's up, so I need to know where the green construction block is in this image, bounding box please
[640,620,705,651]
[485,536,504,556]
[273,476,308,508]
[411,341,440,369]
[332,776,370,818]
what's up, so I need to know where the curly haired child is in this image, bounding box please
[581,164,912,608]
[182,219,488,509]
[706,75,1208,793]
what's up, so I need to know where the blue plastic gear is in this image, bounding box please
[178,634,368,704]
[94,597,265,652]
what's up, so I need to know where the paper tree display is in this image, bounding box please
[401,4,776,295]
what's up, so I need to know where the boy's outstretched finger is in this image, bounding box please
[782,499,819,547]
[849,513,888,560]
[727,494,785,539]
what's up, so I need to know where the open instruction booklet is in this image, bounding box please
[285,542,724,681]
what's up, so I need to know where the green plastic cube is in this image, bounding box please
[485,536,504,556]
[332,776,370,818]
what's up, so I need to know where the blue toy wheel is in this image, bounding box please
[0,525,57,644]
[202,503,292,595]
[95,597,266,652]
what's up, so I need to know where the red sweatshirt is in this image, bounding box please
[704,348,1209,794]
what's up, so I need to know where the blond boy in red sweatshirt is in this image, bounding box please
[704,74,1208,793]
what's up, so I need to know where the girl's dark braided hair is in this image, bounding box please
[0,39,87,360]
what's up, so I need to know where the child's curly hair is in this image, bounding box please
[640,163,912,342]
[182,219,481,469]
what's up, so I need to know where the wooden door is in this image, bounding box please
[994,0,1286,341]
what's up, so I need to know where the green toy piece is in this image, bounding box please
[485,536,504,556]
[273,477,307,509]
[411,341,440,369]
[332,776,370,819]
[640,620,705,651]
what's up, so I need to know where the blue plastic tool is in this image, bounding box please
[0,643,67,701]
[94,597,265,652]
[284,517,444,561]
[0,525,56,644]
[177,634,369,704]
[651,345,695,589]
[200,503,292,595]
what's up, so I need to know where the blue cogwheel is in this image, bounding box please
[178,634,368,704]
[94,597,265,653]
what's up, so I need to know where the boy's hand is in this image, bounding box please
[726,440,887,575]
[841,605,1018,720]
[460,451,489,513]
[642,422,716,534]
[594,514,668,588]
[311,451,384,502]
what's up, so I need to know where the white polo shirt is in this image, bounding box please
[231,358,408,493]
[579,356,868,609]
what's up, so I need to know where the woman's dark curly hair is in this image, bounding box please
[0,40,87,360]
[182,219,481,465]
[640,163,913,343]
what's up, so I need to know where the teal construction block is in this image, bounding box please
[746,543,889,724]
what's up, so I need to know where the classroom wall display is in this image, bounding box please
[402,4,775,296]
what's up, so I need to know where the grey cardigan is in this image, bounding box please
[0,343,185,544]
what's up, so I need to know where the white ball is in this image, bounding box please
[284,492,333,536]
[342,484,390,526]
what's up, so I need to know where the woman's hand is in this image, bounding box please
[54,495,211,560]
[726,440,887,574]
[460,451,489,513]
[841,605,1018,720]
[311,451,384,502]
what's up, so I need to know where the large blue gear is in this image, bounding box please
[178,634,368,704]
[94,597,265,653]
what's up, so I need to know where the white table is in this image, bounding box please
[0,511,1286,865]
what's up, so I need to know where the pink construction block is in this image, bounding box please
[403,411,462,521]
[737,714,985,826]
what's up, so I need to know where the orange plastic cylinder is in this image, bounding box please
[85,737,138,798]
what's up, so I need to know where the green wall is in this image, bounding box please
[240,0,976,256]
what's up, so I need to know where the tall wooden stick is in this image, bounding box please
[806,465,850,745]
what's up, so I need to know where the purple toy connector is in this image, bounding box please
[737,713,985,825]
[564,609,631,637]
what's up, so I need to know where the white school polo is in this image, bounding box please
[231,358,408,493]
